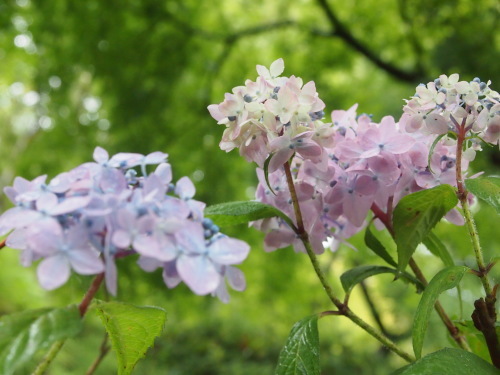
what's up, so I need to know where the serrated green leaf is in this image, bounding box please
[205,201,296,230]
[95,300,167,375]
[392,348,499,375]
[340,265,423,295]
[465,177,500,214]
[393,185,458,272]
[364,225,397,267]
[412,266,468,359]
[0,305,82,375]
[275,315,320,375]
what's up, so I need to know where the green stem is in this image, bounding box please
[455,125,492,297]
[282,162,415,363]
[32,341,65,375]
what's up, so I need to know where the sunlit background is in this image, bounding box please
[0,0,499,373]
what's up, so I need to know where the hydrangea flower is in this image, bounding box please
[1,147,250,302]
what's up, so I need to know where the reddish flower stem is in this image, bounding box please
[79,273,105,317]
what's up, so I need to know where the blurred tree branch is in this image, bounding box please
[162,1,425,84]
[315,0,424,82]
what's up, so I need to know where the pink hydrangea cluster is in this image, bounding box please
[0,147,249,302]
[209,60,487,254]
[401,74,500,148]
[207,58,329,169]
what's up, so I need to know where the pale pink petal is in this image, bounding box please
[268,147,294,173]
[269,58,285,77]
[425,114,449,134]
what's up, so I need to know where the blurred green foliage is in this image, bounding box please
[0,0,498,373]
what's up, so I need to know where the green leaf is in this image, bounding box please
[392,348,499,375]
[465,177,500,214]
[0,305,82,375]
[412,266,468,359]
[340,265,423,294]
[393,185,458,271]
[95,300,167,375]
[275,315,320,375]
[205,201,296,230]
[422,232,454,267]
[423,232,464,319]
[364,225,397,267]
[455,320,491,362]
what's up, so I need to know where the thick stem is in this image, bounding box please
[371,203,471,352]
[283,162,415,363]
[32,273,105,375]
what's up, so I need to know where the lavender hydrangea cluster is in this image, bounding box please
[208,60,496,254]
[0,147,249,302]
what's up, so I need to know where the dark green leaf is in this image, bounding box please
[0,305,82,375]
[95,300,167,375]
[412,266,468,359]
[340,265,423,294]
[205,201,296,230]
[275,315,320,375]
[393,185,458,271]
[364,225,397,267]
[465,177,500,214]
[392,348,499,375]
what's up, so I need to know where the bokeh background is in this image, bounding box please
[0,0,499,374]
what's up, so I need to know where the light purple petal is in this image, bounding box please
[226,266,246,291]
[162,261,182,289]
[37,255,71,290]
[112,229,132,249]
[154,163,172,185]
[208,237,250,265]
[50,196,91,215]
[93,147,109,164]
[175,176,196,200]
[137,255,162,272]
[177,254,220,295]
[105,254,117,296]
[69,249,105,275]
